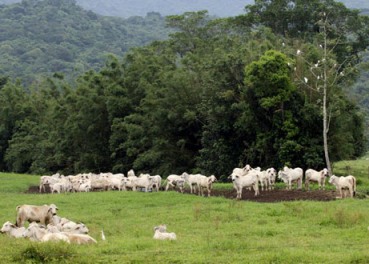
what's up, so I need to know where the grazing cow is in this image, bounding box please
[16,204,58,227]
[305,168,329,190]
[278,166,303,190]
[230,170,260,199]
[329,175,356,198]
[197,175,217,197]
[1,221,26,238]
[153,225,176,240]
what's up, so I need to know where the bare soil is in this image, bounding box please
[26,185,337,202]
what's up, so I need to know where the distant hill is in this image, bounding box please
[1,0,368,18]
[0,0,171,83]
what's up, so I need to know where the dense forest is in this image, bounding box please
[0,0,171,83]
[0,0,369,179]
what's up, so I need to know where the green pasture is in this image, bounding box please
[0,165,369,263]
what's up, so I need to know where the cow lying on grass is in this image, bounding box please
[153,224,176,240]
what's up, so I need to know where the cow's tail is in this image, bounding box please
[352,176,356,197]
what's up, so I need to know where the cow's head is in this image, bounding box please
[48,204,58,215]
[1,221,15,233]
[231,175,239,182]
[208,175,217,183]
[328,175,337,184]
[322,168,329,177]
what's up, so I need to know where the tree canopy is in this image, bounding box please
[0,0,171,83]
[0,1,367,178]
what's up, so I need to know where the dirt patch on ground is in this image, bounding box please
[209,189,337,202]
[26,185,337,202]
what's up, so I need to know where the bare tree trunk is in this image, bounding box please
[323,79,332,175]
[322,21,332,175]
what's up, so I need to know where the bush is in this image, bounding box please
[14,243,76,264]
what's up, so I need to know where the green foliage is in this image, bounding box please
[0,0,171,84]
[0,2,367,176]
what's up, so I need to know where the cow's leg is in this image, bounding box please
[339,188,344,198]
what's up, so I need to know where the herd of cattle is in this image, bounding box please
[1,204,177,242]
[38,169,218,197]
[37,165,357,199]
[0,165,359,244]
[229,165,356,199]
[1,204,97,244]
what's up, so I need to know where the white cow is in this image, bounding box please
[305,168,329,190]
[197,175,217,197]
[258,169,273,191]
[165,173,187,193]
[278,166,303,190]
[16,204,58,227]
[266,168,277,190]
[329,175,356,198]
[127,169,136,177]
[230,170,259,199]
[153,225,176,240]
[23,224,70,243]
[59,221,89,234]
[135,174,153,192]
[77,179,92,192]
[106,173,126,191]
[228,164,253,180]
[150,175,162,192]
[1,221,26,238]
[39,175,61,193]
[62,233,97,244]
[182,173,203,194]
[23,224,96,244]
[90,174,110,191]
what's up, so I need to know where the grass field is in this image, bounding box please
[0,162,369,263]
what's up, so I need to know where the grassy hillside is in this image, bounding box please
[0,168,368,263]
